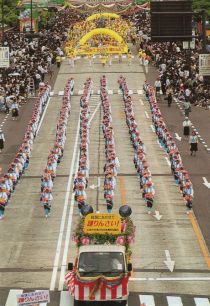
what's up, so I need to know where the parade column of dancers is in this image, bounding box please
[0,83,51,220]
[100,76,120,213]
[118,76,155,214]
[144,82,193,213]
[74,78,92,214]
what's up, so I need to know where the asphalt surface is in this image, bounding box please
[0,55,210,306]
[0,65,59,174]
[147,66,210,252]
[0,289,209,306]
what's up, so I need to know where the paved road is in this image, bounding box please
[0,56,210,306]
[0,289,210,306]
[147,66,210,252]
[0,66,59,174]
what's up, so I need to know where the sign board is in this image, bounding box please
[183,30,195,50]
[0,47,9,68]
[17,290,50,306]
[199,54,210,76]
[84,213,121,235]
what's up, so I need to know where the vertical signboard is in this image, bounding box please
[0,47,10,68]
[199,54,210,76]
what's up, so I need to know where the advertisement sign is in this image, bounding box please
[0,47,10,68]
[84,213,121,235]
[17,290,50,306]
[20,18,37,33]
[199,54,210,76]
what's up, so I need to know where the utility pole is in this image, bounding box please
[1,0,4,45]
[30,0,33,35]
[202,9,207,52]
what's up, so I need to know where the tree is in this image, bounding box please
[0,0,19,27]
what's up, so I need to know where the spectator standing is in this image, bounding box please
[167,92,173,107]
[11,101,19,120]
[183,100,191,117]
[183,117,191,137]
[154,78,161,96]
[189,131,198,156]
[0,130,5,152]
[56,54,62,68]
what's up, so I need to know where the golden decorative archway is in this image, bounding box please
[86,13,120,22]
[80,28,123,46]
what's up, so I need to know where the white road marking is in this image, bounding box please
[140,100,144,106]
[137,89,143,95]
[150,125,155,132]
[144,111,149,119]
[36,97,51,135]
[130,277,210,281]
[194,298,210,306]
[60,291,74,306]
[5,289,23,306]
[89,103,101,123]
[164,157,171,167]
[58,101,101,291]
[167,296,183,306]
[139,294,155,306]
[50,113,80,291]
[58,152,80,291]
[58,91,64,96]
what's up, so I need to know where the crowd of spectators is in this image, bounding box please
[0,10,81,111]
[131,11,210,109]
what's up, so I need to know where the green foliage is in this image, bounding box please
[0,0,19,26]
[193,0,210,16]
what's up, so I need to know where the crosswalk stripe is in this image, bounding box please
[5,289,23,306]
[137,89,143,95]
[59,291,74,306]
[139,294,155,306]
[167,296,183,306]
[194,298,210,306]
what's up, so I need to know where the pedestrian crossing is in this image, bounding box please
[1,290,210,306]
[137,294,210,306]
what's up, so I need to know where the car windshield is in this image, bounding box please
[78,252,125,276]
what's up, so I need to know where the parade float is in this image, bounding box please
[65,13,132,57]
[65,205,135,306]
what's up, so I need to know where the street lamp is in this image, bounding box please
[30,0,34,34]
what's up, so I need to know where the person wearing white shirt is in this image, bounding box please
[0,130,5,152]
[183,117,192,137]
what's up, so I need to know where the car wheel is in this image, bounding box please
[74,299,80,306]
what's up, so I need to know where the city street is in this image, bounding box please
[0,55,210,305]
